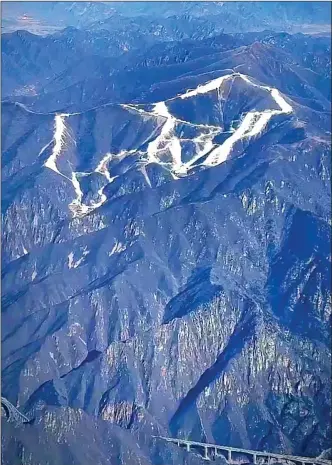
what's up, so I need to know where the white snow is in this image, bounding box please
[204,112,257,167]
[43,72,293,217]
[68,248,89,269]
[176,127,221,175]
[68,172,91,216]
[239,73,292,114]
[271,88,293,114]
[95,152,113,182]
[179,74,231,100]
[140,164,152,187]
[69,172,102,217]
[152,101,171,119]
[194,73,293,166]
[247,112,271,137]
[147,101,180,166]
[38,141,52,157]
[68,252,74,269]
[44,114,69,174]
[68,165,119,217]
[109,241,127,256]
[90,187,108,210]
[132,72,292,173]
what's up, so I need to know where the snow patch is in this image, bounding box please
[109,241,127,256]
[68,248,89,269]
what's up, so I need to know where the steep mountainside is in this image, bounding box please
[1,10,331,465]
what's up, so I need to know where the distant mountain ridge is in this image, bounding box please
[2,1,331,35]
[2,29,331,113]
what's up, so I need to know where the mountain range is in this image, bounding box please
[2,1,331,35]
[1,3,331,465]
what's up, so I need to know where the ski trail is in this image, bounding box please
[130,72,292,173]
[147,101,182,169]
[247,112,272,137]
[204,112,257,167]
[179,74,231,100]
[69,172,91,216]
[68,172,109,217]
[95,152,113,183]
[239,73,292,114]
[197,73,293,167]
[42,72,293,217]
[69,165,118,217]
[271,88,293,114]
[176,127,222,175]
[44,115,120,217]
[69,150,128,217]
[44,114,69,174]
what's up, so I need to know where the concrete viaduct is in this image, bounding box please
[155,436,332,465]
[1,398,330,465]
[1,396,31,425]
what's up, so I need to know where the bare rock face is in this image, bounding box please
[1,16,331,465]
[1,406,211,465]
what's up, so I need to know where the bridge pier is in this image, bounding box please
[228,450,232,462]
[186,442,191,452]
[253,453,257,464]
[215,447,223,458]
[204,446,209,461]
